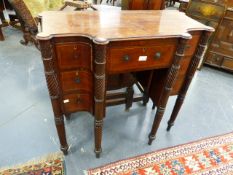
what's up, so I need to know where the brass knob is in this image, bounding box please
[154,52,161,59]
[75,77,81,84]
[122,55,130,62]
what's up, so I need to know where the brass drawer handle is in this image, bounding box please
[154,52,161,59]
[75,77,81,84]
[122,55,130,62]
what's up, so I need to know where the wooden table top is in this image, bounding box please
[37,10,214,42]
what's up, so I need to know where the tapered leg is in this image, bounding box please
[93,38,108,158]
[39,40,69,155]
[126,86,134,111]
[148,36,190,145]
[167,31,212,131]
[54,114,69,155]
[94,119,103,158]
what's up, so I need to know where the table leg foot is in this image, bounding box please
[148,134,156,145]
[95,149,102,158]
[166,122,174,131]
[152,103,156,110]
[61,145,69,155]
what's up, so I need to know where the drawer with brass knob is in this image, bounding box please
[55,42,92,70]
[108,44,176,73]
[62,93,93,113]
[60,70,93,93]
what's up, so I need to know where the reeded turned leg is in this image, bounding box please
[148,36,190,145]
[39,40,69,155]
[93,38,108,158]
[94,119,103,158]
[167,31,212,131]
[126,86,134,111]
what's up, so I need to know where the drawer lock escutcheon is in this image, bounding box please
[75,77,81,84]
[123,55,130,62]
[154,52,161,59]
[76,96,82,104]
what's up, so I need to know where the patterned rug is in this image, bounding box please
[0,152,65,175]
[87,132,233,175]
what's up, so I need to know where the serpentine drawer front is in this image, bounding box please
[62,93,93,113]
[56,42,92,70]
[108,44,176,73]
[60,70,93,93]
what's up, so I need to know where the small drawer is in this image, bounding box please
[184,33,201,56]
[62,93,92,113]
[222,57,233,71]
[56,43,91,70]
[108,45,176,73]
[60,70,93,93]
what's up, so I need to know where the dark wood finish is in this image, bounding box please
[142,31,201,106]
[148,37,190,145]
[167,31,212,131]
[108,39,176,73]
[39,39,69,154]
[37,11,213,157]
[204,8,233,71]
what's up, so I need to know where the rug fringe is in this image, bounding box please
[0,151,64,172]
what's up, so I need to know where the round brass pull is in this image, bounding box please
[122,55,130,62]
[154,52,161,59]
[75,77,81,84]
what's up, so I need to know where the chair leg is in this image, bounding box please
[0,27,4,41]
[20,29,30,45]
[125,86,134,111]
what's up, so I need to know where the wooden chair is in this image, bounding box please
[8,0,92,48]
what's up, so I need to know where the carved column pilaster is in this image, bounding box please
[167,31,212,131]
[148,35,191,145]
[93,38,108,158]
[39,40,69,154]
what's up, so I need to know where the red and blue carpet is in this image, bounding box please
[87,132,233,175]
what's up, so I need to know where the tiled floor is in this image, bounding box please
[0,24,233,174]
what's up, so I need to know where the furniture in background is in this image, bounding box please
[205,7,233,71]
[7,0,92,47]
[179,0,188,12]
[37,10,213,157]
[184,0,232,70]
[0,24,4,40]
[0,0,19,40]
[121,0,165,9]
